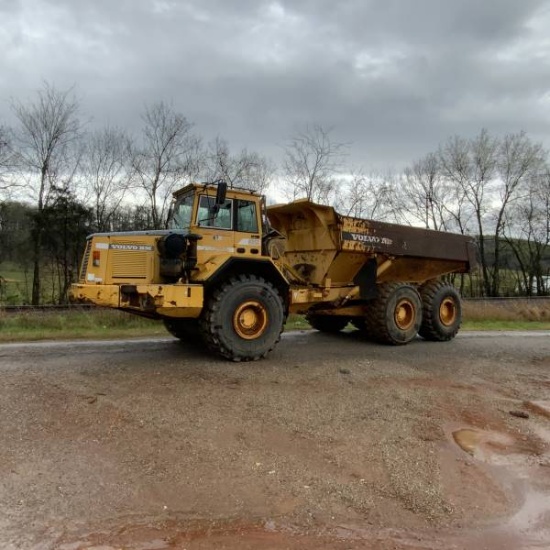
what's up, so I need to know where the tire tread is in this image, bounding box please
[418,280,461,341]
[365,283,421,345]
[200,274,284,361]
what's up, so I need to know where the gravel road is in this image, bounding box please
[1,330,550,549]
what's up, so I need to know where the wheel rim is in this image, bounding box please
[233,301,268,340]
[439,297,457,326]
[394,298,416,331]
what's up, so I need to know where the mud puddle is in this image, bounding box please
[450,423,550,547]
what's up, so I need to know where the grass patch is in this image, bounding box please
[462,320,550,331]
[285,314,310,331]
[462,299,550,330]
[0,310,312,342]
[0,300,549,343]
[0,309,164,342]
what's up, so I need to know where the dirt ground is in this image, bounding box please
[1,329,550,550]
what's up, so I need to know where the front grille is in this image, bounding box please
[79,241,92,282]
[111,250,148,279]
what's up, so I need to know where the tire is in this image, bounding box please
[200,275,285,361]
[163,318,200,341]
[418,281,462,341]
[365,283,422,345]
[306,313,349,333]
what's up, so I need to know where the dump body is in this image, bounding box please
[267,200,477,287]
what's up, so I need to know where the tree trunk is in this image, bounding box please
[31,231,42,305]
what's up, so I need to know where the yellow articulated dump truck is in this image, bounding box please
[70,181,477,361]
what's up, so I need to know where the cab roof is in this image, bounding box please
[172,182,262,201]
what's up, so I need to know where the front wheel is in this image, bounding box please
[419,281,462,341]
[200,275,285,361]
[365,283,422,345]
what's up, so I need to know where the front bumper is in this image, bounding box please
[70,283,204,319]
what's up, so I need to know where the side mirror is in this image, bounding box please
[215,181,227,205]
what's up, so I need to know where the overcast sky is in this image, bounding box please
[1,0,550,170]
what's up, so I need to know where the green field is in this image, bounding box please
[0,261,32,305]
[0,303,549,343]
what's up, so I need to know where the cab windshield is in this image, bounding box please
[170,192,194,230]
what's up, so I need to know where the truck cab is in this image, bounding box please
[171,183,263,258]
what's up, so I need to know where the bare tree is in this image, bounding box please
[439,130,499,295]
[11,82,83,304]
[503,166,550,295]
[490,132,546,295]
[437,129,547,295]
[342,169,399,221]
[80,127,132,232]
[282,124,348,204]
[401,150,476,236]
[131,102,201,228]
[0,125,17,194]
[203,136,274,193]
[401,153,450,230]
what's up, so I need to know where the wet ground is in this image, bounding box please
[0,330,549,549]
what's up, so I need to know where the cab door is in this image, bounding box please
[233,199,262,257]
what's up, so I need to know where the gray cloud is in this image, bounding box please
[1,0,549,169]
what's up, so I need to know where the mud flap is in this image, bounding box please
[353,258,378,300]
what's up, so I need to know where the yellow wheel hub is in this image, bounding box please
[439,297,457,326]
[394,299,415,331]
[233,301,268,340]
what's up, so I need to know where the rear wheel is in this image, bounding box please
[200,275,285,361]
[306,313,350,333]
[365,283,422,345]
[419,281,462,341]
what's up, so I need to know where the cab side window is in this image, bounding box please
[236,200,258,233]
[197,195,233,229]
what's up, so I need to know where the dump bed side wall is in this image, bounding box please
[340,216,474,262]
[268,201,475,264]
